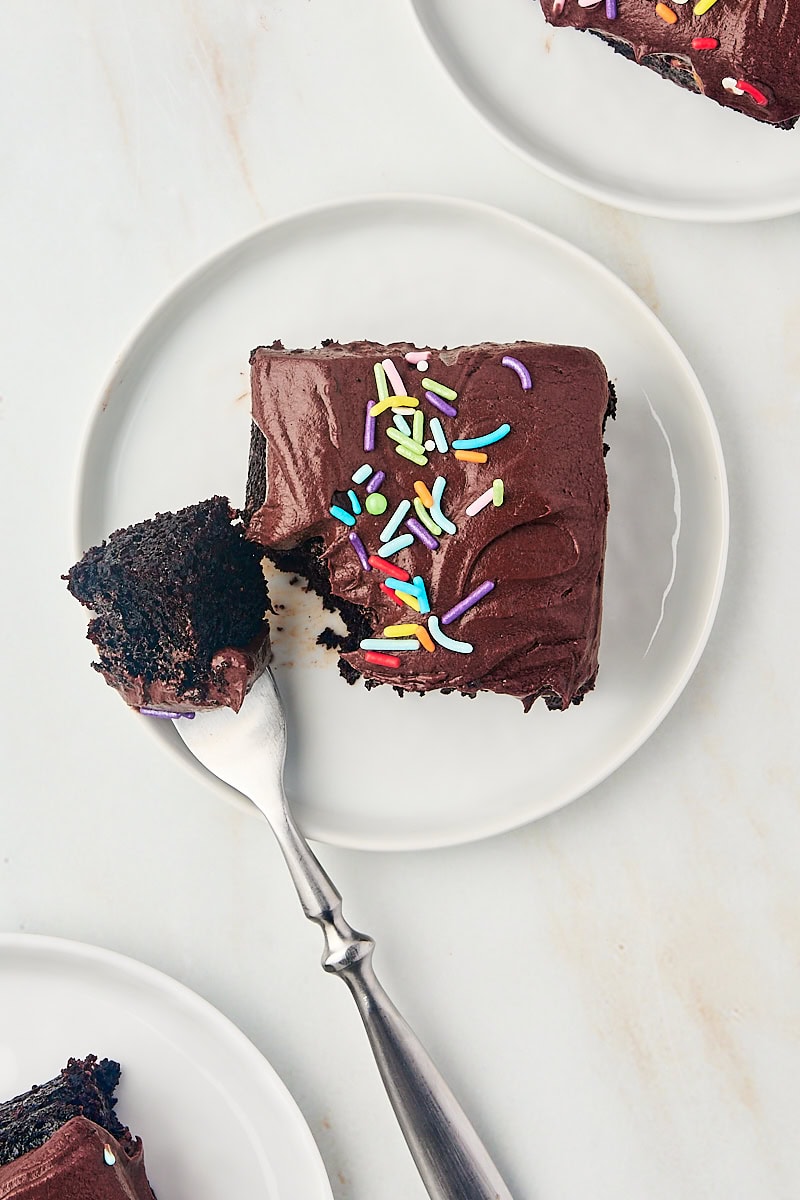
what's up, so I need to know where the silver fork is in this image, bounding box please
[177,668,513,1200]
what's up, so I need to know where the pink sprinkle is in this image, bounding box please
[366,470,385,494]
[552,0,565,12]
[364,399,376,452]
[424,391,458,418]
[405,351,430,364]
[501,356,532,391]
[405,517,439,551]
[441,580,495,626]
[382,358,405,395]
[349,532,371,571]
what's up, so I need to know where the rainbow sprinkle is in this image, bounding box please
[366,470,385,494]
[361,637,420,652]
[441,580,495,626]
[413,497,442,537]
[492,479,505,508]
[430,477,457,535]
[347,489,362,515]
[395,444,429,467]
[428,616,473,654]
[352,463,372,485]
[501,356,532,390]
[382,358,405,395]
[455,450,488,464]
[429,417,449,453]
[364,399,376,452]
[424,391,458,418]
[452,423,511,451]
[380,533,414,558]
[465,488,494,517]
[330,505,356,527]
[139,707,195,719]
[349,532,371,570]
[405,517,439,551]
[422,377,458,402]
[380,499,412,542]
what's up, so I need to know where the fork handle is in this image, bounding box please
[273,807,514,1200]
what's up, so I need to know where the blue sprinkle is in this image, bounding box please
[380,533,414,557]
[351,463,372,484]
[393,413,412,437]
[387,578,420,596]
[452,423,511,450]
[360,638,421,652]
[412,576,431,613]
[347,489,362,515]
[380,500,412,543]
[330,505,356,527]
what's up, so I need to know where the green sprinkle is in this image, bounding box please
[395,444,428,467]
[421,377,457,402]
[387,427,424,453]
[492,479,504,507]
[413,497,442,536]
[365,492,388,516]
[412,410,424,444]
[373,361,389,403]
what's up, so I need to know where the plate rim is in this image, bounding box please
[0,932,334,1200]
[408,0,800,224]
[72,191,729,851]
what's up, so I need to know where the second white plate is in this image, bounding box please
[0,935,332,1200]
[75,195,727,850]
[411,0,800,221]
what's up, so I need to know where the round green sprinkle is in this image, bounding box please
[365,492,388,516]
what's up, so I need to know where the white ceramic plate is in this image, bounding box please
[410,0,800,221]
[0,935,332,1200]
[75,195,728,851]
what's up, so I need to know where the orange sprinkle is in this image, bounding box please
[655,2,677,21]
[414,625,436,653]
[454,450,488,463]
[413,480,435,508]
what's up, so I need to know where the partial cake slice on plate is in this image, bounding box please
[245,340,615,711]
[0,1055,157,1199]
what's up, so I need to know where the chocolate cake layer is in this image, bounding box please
[539,0,800,126]
[246,340,613,710]
[65,497,271,714]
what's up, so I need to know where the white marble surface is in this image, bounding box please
[1,3,799,1198]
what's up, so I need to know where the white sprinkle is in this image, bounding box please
[416,360,429,372]
[429,417,449,454]
[382,358,406,396]
[465,488,494,518]
[424,439,436,452]
[577,0,602,7]
[722,77,744,94]
[351,463,372,485]
[103,1145,117,1166]
[394,407,416,416]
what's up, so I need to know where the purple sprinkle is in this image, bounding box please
[366,470,385,495]
[441,580,495,626]
[364,399,376,452]
[405,517,439,551]
[349,531,371,570]
[139,707,196,720]
[605,0,617,17]
[501,356,532,391]
[424,391,458,419]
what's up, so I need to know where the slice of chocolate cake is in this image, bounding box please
[539,0,800,127]
[65,496,271,715]
[0,1055,157,1199]
[245,340,614,711]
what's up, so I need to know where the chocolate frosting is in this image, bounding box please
[246,341,611,709]
[107,627,272,714]
[541,0,800,125]
[0,1118,156,1200]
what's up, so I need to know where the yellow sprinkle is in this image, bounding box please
[398,592,421,613]
[655,1,678,20]
[413,481,435,508]
[384,623,434,652]
[692,0,717,12]
[454,450,488,463]
[369,396,420,419]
